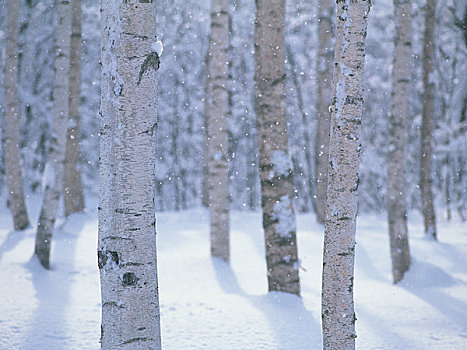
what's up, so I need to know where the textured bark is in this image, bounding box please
[387,0,411,284]
[315,0,335,224]
[64,0,85,217]
[321,1,371,349]
[206,0,230,261]
[99,1,161,348]
[35,0,72,269]
[255,0,300,296]
[420,0,437,239]
[4,0,30,231]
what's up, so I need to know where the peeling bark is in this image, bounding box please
[99,1,161,348]
[322,1,371,348]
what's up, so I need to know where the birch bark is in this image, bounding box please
[255,0,300,295]
[420,0,437,239]
[206,0,230,261]
[321,1,371,348]
[34,0,72,269]
[4,0,30,231]
[98,1,161,348]
[387,0,411,284]
[64,0,85,216]
[315,0,334,224]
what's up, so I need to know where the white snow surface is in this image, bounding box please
[0,196,467,349]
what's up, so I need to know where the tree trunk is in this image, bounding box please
[315,0,335,224]
[98,1,162,348]
[445,169,451,221]
[206,0,230,261]
[255,0,300,296]
[321,1,371,349]
[387,0,411,284]
[34,0,72,269]
[202,51,210,209]
[247,124,258,210]
[64,0,85,217]
[420,0,437,239]
[286,44,314,213]
[4,0,30,231]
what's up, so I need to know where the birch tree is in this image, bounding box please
[4,0,30,231]
[206,0,230,261]
[321,1,371,348]
[420,0,437,239]
[64,0,85,216]
[34,0,72,269]
[387,0,411,284]
[98,0,161,348]
[255,0,300,296]
[315,0,334,224]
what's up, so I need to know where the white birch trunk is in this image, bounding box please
[255,0,300,296]
[4,0,30,231]
[206,0,230,261]
[315,0,334,224]
[98,1,161,348]
[321,1,371,348]
[34,0,72,269]
[387,0,411,284]
[64,0,85,216]
[420,0,437,239]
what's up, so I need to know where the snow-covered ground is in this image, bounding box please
[0,196,466,349]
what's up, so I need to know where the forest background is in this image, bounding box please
[0,0,467,348]
[0,0,465,218]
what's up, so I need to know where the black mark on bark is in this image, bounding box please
[122,272,139,286]
[121,337,151,345]
[98,250,119,269]
[137,52,160,85]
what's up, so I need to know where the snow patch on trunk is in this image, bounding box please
[268,150,292,180]
[272,195,296,238]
